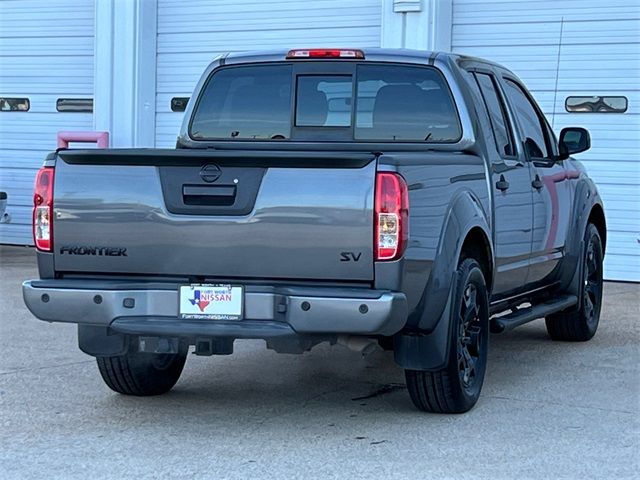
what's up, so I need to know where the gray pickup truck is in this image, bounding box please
[23,48,606,413]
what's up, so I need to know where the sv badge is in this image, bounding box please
[340,252,362,262]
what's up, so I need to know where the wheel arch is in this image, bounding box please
[413,188,492,332]
[459,226,494,294]
[395,188,493,371]
[588,203,606,256]
[560,175,606,297]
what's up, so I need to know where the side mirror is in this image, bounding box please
[559,127,590,159]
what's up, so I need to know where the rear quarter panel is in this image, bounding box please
[377,152,492,331]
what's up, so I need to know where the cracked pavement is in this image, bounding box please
[1,246,638,479]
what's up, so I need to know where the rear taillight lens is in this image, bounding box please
[33,167,54,251]
[374,172,409,261]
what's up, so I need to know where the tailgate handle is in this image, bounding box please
[182,185,236,206]
[182,185,236,197]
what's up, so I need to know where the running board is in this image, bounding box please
[490,294,578,333]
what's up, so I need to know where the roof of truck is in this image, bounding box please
[224,47,441,63]
[221,48,507,71]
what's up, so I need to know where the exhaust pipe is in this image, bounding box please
[337,335,378,355]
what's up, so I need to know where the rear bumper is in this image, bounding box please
[22,280,408,338]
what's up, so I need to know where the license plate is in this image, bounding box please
[179,284,243,320]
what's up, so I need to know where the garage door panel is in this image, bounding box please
[581,162,640,186]
[157,28,380,54]
[452,0,639,281]
[0,168,39,207]
[156,113,183,148]
[158,0,381,20]
[0,0,94,245]
[603,255,640,282]
[0,114,93,151]
[155,0,382,148]
[0,223,32,246]
[0,56,93,80]
[159,13,381,33]
[453,0,640,23]
[0,151,50,170]
[604,214,640,234]
[0,94,94,114]
[156,93,188,114]
[0,36,93,57]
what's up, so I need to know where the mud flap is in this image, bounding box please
[78,325,128,357]
[393,270,460,371]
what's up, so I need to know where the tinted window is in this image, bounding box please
[355,65,461,142]
[296,75,352,127]
[474,73,514,157]
[56,98,93,112]
[171,97,189,112]
[191,65,292,140]
[0,97,29,111]
[565,96,627,113]
[504,79,549,159]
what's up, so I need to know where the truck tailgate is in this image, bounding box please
[52,149,376,281]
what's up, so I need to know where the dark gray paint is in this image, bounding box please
[53,159,376,281]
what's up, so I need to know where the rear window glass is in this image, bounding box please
[191,65,292,140]
[355,65,461,142]
[190,63,460,142]
[296,75,352,127]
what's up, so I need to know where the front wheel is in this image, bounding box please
[96,346,187,396]
[545,223,604,341]
[405,258,490,413]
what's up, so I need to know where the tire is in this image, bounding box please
[96,346,188,396]
[405,258,490,414]
[545,223,604,341]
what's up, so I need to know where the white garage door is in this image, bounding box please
[155,0,382,148]
[452,0,640,281]
[0,0,94,245]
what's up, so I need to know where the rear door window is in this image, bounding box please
[503,79,550,159]
[474,73,515,157]
[191,65,292,140]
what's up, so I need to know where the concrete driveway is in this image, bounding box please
[1,246,638,479]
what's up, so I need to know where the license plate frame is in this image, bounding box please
[178,284,243,320]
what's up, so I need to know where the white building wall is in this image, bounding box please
[0,0,95,244]
[155,0,383,147]
[451,0,640,281]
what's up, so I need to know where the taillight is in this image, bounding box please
[33,167,54,251]
[286,49,365,59]
[374,172,409,261]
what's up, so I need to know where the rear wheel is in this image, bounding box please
[96,346,187,396]
[405,258,489,413]
[545,223,603,341]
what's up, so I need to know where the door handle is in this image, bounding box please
[495,175,510,191]
[532,175,543,190]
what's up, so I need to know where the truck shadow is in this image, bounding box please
[100,321,581,419]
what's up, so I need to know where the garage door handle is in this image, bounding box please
[496,175,510,191]
[532,175,543,190]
